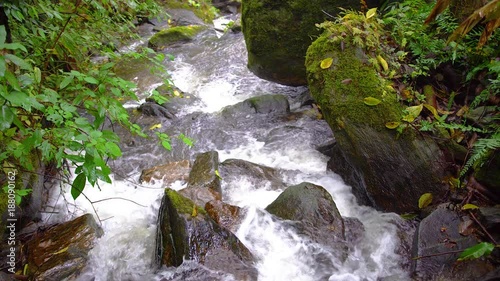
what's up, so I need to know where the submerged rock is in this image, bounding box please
[265,182,346,253]
[156,189,257,280]
[25,214,103,280]
[205,200,244,233]
[306,32,449,213]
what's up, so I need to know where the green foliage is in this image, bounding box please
[0,0,178,201]
[458,242,496,261]
[461,132,500,177]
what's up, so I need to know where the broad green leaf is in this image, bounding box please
[366,8,377,19]
[320,58,333,69]
[462,203,479,210]
[161,140,171,150]
[400,213,418,220]
[403,104,423,122]
[16,189,32,196]
[71,173,86,200]
[377,55,389,72]
[363,97,382,106]
[179,133,194,147]
[34,67,42,84]
[4,54,31,70]
[0,25,6,45]
[0,56,6,77]
[3,43,27,52]
[0,105,14,130]
[84,76,99,84]
[458,242,495,261]
[105,142,122,157]
[60,75,74,89]
[385,121,401,129]
[418,193,433,209]
[4,71,21,91]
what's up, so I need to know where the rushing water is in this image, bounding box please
[43,19,412,281]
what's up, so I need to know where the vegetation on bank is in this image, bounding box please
[0,0,183,202]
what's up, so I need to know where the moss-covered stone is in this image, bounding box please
[162,0,218,23]
[148,25,206,50]
[306,34,449,213]
[166,188,207,216]
[241,0,377,86]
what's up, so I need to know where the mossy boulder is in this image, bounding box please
[305,35,449,213]
[148,25,206,51]
[162,0,218,23]
[156,189,257,280]
[241,0,376,86]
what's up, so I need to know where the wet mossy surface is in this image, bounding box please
[148,25,206,50]
[163,0,218,23]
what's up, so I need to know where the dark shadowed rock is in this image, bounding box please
[411,204,494,280]
[265,182,346,254]
[25,214,103,280]
[187,151,221,195]
[156,189,257,280]
[221,94,290,118]
[139,160,191,185]
[139,102,176,119]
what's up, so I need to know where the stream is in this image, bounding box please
[43,19,412,281]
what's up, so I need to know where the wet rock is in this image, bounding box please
[148,84,198,117]
[25,214,103,280]
[148,25,207,51]
[0,272,16,281]
[156,189,257,280]
[221,94,290,118]
[139,102,176,119]
[265,182,346,252]
[306,31,449,213]
[212,0,241,14]
[220,159,286,191]
[474,149,500,201]
[343,217,364,246]
[187,151,222,195]
[316,140,336,158]
[167,9,206,26]
[205,200,244,233]
[139,160,191,185]
[179,187,222,207]
[242,0,376,86]
[479,206,500,241]
[411,204,493,280]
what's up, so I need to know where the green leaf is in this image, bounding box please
[84,76,99,84]
[2,43,27,52]
[462,203,479,210]
[161,140,171,150]
[60,75,74,89]
[0,25,6,45]
[366,7,377,19]
[0,105,14,131]
[0,56,6,77]
[105,142,122,157]
[403,104,423,122]
[386,121,401,129]
[363,97,382,106]
[4,70,21,91]
[4,54,32,70]
[34,67,42,84]
[320,58,333,69]
[71,173,86,200]
[458,242,495,261]
[418,193,433,209]
[16,189,32,196]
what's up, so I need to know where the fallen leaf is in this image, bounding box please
[320,58,333,69]
[363,97,382,106]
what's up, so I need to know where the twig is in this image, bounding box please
[91,197,147,207]
[413,249,464,260]
[469,210,498,245]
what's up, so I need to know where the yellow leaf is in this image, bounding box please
[366,7,377,19]
[418,193,433,209]
[377,55,389,72]
[462,203,479,210]
[215,169,222,179]
[173,90,181,97]
[402,104,423,122]
[385,121,401,129]
[363,97,381,106]
[53,246,69,255]
[191,204,198,217]
[320,58,333,69]
[423,104,440,119]
[149,123,162,130]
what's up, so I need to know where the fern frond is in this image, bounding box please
[460,132,500,177]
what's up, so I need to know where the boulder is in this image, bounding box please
[411,204,494,280]
[205,200,244,233]
[139,102,176,119]
[156,189,257,280]
[265,182,345,251]
[24,214,103,280]
[241,0,376,86]
[306,32,449,213]
[220,158,286,191]
[220,94,290,118]
[139,160,191,185]
[179,187,222,207]
[473,149,500,202]
[212,0,241,14]
[148,25,207,51]
[187,151,222,195]
[166,9,206,26]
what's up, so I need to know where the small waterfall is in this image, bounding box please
[44,19,412,281]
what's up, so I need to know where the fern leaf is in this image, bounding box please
[461,133,500,177]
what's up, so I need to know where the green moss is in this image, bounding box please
[148,25,206,50]
[306,35,402,132]
[166,189,206,216]
[163,0,217,23]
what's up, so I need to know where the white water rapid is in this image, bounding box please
[43,18,412,281]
